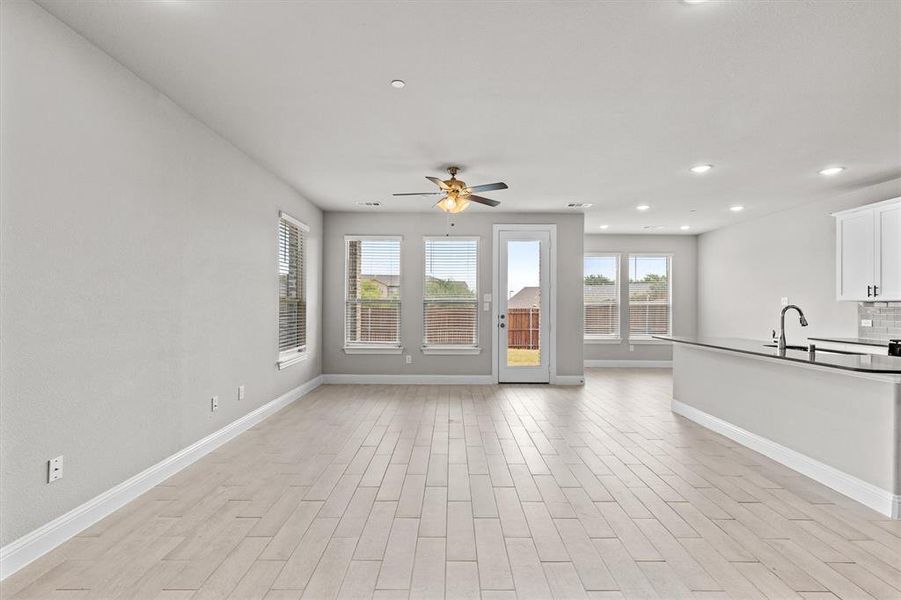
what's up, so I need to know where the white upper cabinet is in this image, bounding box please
[875,201,901,299]
[834,197,901,301]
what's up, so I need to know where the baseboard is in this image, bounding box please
[672,398,900,519]
[322,374,494,385]
[550,375,585,385]
[584,360,673,368]
[0,375,323,581]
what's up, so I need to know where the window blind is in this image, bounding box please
[628,255,671,338]
[584,255,619,339]
[423,238,478,346]
[345,237,402,346]
[278,213,307,359]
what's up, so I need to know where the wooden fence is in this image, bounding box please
[507,308,540,349]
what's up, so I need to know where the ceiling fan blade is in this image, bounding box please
[466,182,508,193]
[468,195,501,207]
[426,176,451,190]
[392,192,442,196]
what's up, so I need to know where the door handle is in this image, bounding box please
[868,285,872,297]
[499,323,506,328]
[874,285,879,297]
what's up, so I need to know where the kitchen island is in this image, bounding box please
[655,335,901,518]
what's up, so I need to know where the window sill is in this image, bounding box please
[343,345,404,355]
[584,338,622,345]
[628,337,671,345]
[421,346,482,355]
[277,351,310,370]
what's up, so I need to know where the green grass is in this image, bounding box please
[507,348,540,366]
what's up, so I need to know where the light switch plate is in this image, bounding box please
[780,297,789,307]
[238,385,245,401]
[861,319,873,327]
[211,396,219,412]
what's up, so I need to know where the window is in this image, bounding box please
[423,237,479,350]
[628,255,672,338]
[584,254,619,340]
[278,212,308,368]
[345,236,402,349]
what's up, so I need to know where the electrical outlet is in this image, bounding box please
[211,396,219,412]
[238,385,245,401]
[48,455,63,483]
[405,355,412,364]
[861,319,873,327]
[629,345,635,352]
[780,297,789,307]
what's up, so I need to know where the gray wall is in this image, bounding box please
[583,234,697,363]
[322,212,584,377]
[697,178,901,341]
[0,0,322,546]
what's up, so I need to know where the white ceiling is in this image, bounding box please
[37,0,900,234]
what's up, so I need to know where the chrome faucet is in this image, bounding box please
[778,304,809,352]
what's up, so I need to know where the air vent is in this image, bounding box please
[567,202,593,208]
[642,225,664,231]
[357,201,382,208]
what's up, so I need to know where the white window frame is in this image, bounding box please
[421,236,481,355]
[627,253,673,342]
[343,235,404,354]
[583,252,621,343]
[277,211,310,369]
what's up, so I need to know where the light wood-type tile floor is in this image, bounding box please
[4,369,901,599]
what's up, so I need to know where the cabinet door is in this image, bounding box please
[875,202,901,300]
[837,210,875,301]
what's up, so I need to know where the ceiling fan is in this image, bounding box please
[393,166,508,214]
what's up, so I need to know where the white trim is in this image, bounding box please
[550,375,585,385]
[420,346,482,355]
[344,234,403,242]
[584,338,622,345]
[279,210,310,232]
[343,345,404,355]
[671,398,900,519]
[323,374,494,385]
[277,350,310,369]
[628,338,671,345]
[831,195,901,217]
[0,376,324,581]
[585,360,672,368]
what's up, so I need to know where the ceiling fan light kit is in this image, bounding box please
[393,166,507,213]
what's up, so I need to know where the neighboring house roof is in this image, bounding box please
[508,286,540,308]
[584,283,617,303]
[366,274,400,288]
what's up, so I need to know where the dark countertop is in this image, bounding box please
[654,335,901,375]
[807,336,890,348]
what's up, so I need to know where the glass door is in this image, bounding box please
[497,230,550,383]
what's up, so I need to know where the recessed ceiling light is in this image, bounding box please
[599,224,609,230]
[818,166,845,176]
[390,80,405,89]
[680,225,691,230]
[730,205,744,212]
[636,204,651,211]
[690,164,713,174]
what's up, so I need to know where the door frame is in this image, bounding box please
[491,224,557,384]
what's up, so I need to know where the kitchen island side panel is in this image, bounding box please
[672,344,899,496]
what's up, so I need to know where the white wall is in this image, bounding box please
[583,234,697,363]
[697,178,901,340]
[0,0,322,547]
[322,212,584,378]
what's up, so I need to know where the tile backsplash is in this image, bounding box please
[858,302,901,341]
